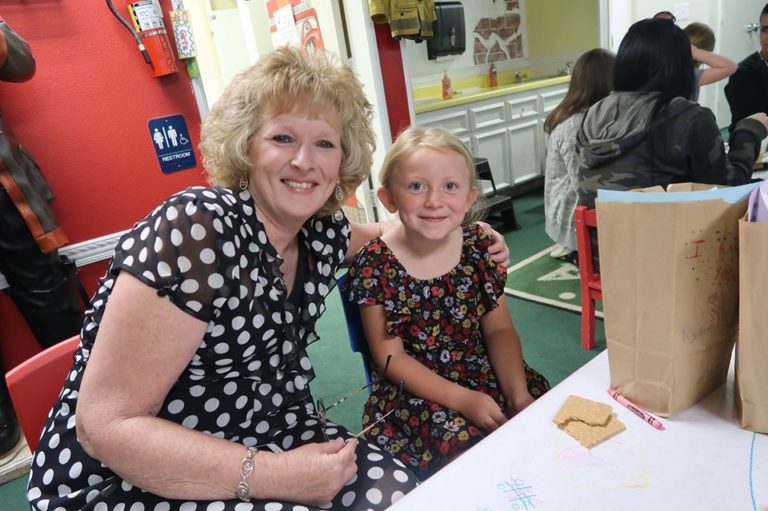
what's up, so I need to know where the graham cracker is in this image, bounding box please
[559,414,626,448]
[553,395,613,426]
[553,395,626,448]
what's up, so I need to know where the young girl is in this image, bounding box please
[683,21,737,102]
[345,126,550,479]
[543,48,615,261]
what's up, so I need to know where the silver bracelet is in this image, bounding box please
[235,446,257,502]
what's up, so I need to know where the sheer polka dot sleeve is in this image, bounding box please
[303,210,351,272]
[111,188,236,322]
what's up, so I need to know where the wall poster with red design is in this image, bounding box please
[265,0,325,49]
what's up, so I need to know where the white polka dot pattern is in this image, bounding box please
[26,188,416,509]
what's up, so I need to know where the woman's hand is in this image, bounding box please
[266,438,359,506]
[476,221,510,267]
[456,389,507,432]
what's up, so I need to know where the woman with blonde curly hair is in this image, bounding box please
[28,47,477,511]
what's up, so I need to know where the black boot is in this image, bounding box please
[0,373,21,457]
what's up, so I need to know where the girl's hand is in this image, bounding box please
[457,389,507,432]
[690,44,703,60]
[506,392,535,417]
[270,438,358,506]
[476,221,510,267]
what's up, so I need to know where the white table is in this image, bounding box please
[389,351,767,510]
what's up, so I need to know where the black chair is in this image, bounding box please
[473,157,519,230]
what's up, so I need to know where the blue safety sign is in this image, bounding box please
[147,114,196,174]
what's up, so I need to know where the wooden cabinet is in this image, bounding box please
[416,82,568,193]
[508,119,540,184]
[473,127,509,189]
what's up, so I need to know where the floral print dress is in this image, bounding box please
[346,225,550,479]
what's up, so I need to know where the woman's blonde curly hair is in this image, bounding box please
[199,46,375,217]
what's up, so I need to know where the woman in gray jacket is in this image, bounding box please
[576,18,768,209]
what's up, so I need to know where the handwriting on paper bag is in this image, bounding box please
[685,234,739,286]
[682,290,723,343]
[681,231,739,343]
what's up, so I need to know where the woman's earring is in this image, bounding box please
[239,177,248,191]
[335,183,344,201]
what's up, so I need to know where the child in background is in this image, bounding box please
[543,48,615,262]
[345,126,550,479]
[684,21,737,101]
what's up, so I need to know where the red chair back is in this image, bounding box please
[575,206,602,350]
[6,335,79,452]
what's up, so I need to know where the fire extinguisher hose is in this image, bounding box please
[105,0,152,64]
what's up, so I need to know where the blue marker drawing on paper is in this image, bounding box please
[497,476,542,510]
[750,433,757,511]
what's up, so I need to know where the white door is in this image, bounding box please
[713,0,764,127]
[606,0,631,52]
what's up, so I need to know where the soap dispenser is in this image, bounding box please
[441,70,453,100]
[488,62,498,88]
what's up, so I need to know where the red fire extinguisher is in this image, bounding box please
[106,0,178,77]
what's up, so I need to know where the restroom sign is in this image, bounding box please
[147,114,196,174]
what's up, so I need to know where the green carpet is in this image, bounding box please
[498,193,605,386]
[505,244,603,316]
[0,190,606,508]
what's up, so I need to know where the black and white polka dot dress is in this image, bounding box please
[27,187,418,510]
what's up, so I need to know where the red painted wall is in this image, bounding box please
[374,24,411,140]
[0,2,206,369]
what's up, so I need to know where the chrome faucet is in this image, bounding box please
[514,71,528,83]
[557,62,573,76]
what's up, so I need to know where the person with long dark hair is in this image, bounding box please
[543,48,615,259]
[576,18,768,209]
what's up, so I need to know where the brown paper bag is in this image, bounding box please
[596,184,746,416]
[737,216,768,433]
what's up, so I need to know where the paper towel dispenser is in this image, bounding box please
[427,2,466,60]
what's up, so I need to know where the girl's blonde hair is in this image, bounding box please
[380,126,485,223]
[683,22,715,68]
[683,22,715,52]
[199,46,375,216]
